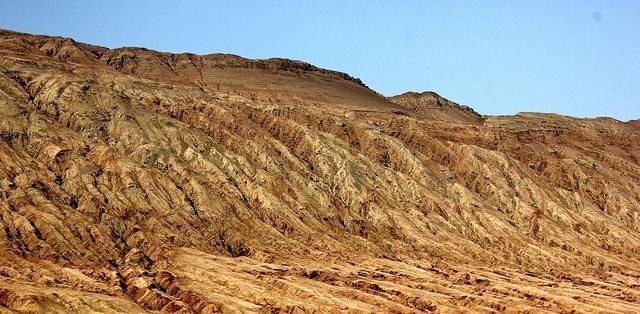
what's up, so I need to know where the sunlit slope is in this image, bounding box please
[1,30,639,313]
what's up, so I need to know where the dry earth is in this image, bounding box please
[0,29,639,313]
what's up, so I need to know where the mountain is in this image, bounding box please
[388,91,484,125]
[1,29,639,313]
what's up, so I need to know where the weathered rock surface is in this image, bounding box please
[1,29,639,313]
[388,91,484,125]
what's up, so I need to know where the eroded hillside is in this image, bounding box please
[1,30,639,313]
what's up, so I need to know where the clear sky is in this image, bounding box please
[1,1,638,120]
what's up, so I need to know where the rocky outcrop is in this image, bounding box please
[388,91,484,124]
[1,29,639,313]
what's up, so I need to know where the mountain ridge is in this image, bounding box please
[4,28,636,121]
[0,28,369,88]
[1,30,639,313]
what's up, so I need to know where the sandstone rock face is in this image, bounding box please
[1,29,639,313]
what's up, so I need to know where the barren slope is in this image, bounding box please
[388,91,484,125]
[1,30,639,313]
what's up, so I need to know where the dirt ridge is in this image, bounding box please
[1,30,639,313]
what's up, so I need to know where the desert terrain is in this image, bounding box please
[0,29,639,313]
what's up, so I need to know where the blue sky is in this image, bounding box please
[1,1,639,120]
